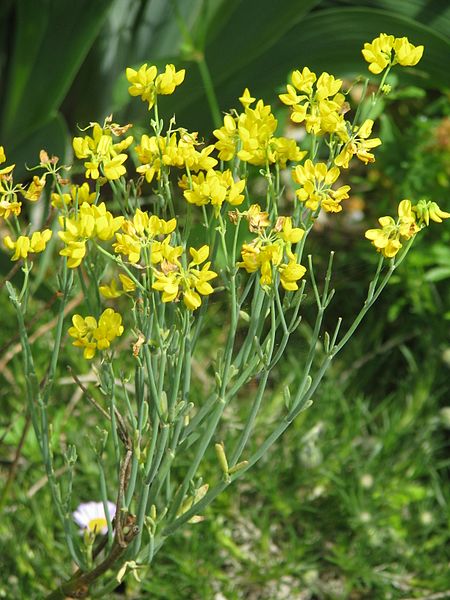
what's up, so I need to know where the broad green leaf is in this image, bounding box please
[1,0,112,141]
[198,0,322,80]
[62,0,207,126]
[354,0,450,37]
[123,0,320,129]
[1,0,49,132]
[161,6,450,133]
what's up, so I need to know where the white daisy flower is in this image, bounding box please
[72,501,116,535]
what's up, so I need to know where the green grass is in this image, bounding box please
[2,322,449,599]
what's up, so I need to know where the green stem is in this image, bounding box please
[196,53,222,129]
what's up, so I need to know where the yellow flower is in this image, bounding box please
[362,34,424,74]
[23,176,46,202]
[4,229,52,261]
[213,115,237,162]
[335,119,381,168]
[275,216,304,245]
[238,219,306,290]
[394,37,424,67]
[162,131,217,172]
[0,198,22,219]
[126,63,185,109]
[155,64,185,95]
[72,119,133,181]
[239,88,256,107]
[151,237,183,267]
[267,137,307,169]
[68,308,124,359]
[103,154,128,180]
[53,182,97,209]
[279,261,307,291]
[113,232,142,264]
[59,240,87,269]
[279,68,345,135]
[74,182,96,204]
[412,199,450,226]
[182,169,246,214]
[0,146,15,177]
[135,134,165,183]
[95,308,125,350]
[58,202,123,268]
[236,99,277,165]
[51,192,71,209]
[0,150,24,219]
[68,314,98,359]
[126,63,158,108]
[152,245,217,310]
[29,230,53,253]
[99,279,122,299]
[365,199,419,258]
[214,98,304,167]
[292,159,350,212]
[362,33,395,74]
[119,273,137,292]
[113,209,177,264]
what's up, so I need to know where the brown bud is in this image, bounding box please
[160,259,179,275]
[274,216,285,232]
[39,149,49,164]
[132,332,145,358]
[228,210,239,225]
[110,122,133,136]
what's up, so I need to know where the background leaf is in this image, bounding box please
[0,0,112,166]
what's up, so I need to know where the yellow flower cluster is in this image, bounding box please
[4,41,439,370]
[59,202,124,268]
[238,211,306,291]
[179,169,246,214]
[365,199,419,257]
[335,119,382,168]
[152,245,217,310]
[126,63,185,110]
[413,199,450,226]
[0,147,47,219]
[292,159,350,213]
[362,34,424,74]
[73,119,133,180]
[113,209,177,264]
[4,229,52,261]
[68,308,124,359]
[51,182,96,209]
[279,68,346,135]
[99,274,136,299]
[213,92,305,166]
[112,208,218,310]
[365,197,450,259]
[23,175,46,202]
[136,131,217,183]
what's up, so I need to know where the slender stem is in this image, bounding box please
[229,370,269,466]
[196,53,222,129]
